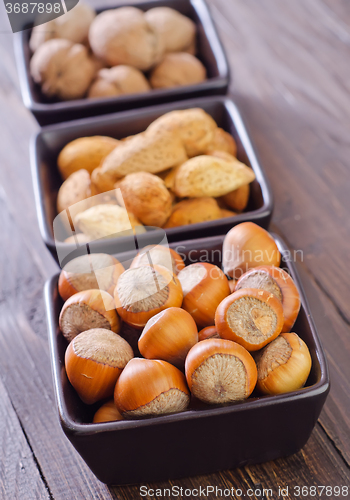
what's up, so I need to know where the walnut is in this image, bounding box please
[89,7,164,71]
[88,66,150,99]
[144,7,196,54]
[150,52,206,89]
[30,39,96,100]
[29,4,96,52]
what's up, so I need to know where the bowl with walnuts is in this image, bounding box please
[15,0,229,125]
[45,222,329,484]
[31,95,273,262]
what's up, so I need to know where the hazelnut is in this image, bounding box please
[93,400,123,423]
[185,339,257,404]
[219,184,250,212]
[215,288,284,351]
[150,52,206,89]
[59,289,120,342]
[88,66,150,99]
[58,253,125,302]
[144,7,196,53]
[114,265,183,329]
[30,39,96,100]
[116,172,172,227]
[130,245,185,275]
[89,7,164,70]
[56,169,91,215]
[65,328,133,404]
[163,197,222,228]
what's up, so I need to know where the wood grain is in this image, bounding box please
[0,0,349,498]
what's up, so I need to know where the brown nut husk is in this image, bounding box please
[114,358,190,418]
[150,52,206,89]
[174,155,255,198]
[56,169,91,215]
[205,128,237,157]
[30,39,96,100]
[116,172,172,227]
[96,129,188,189]
[185,339,257,404]
[163,197,222,228]
[144,7,196,53]
[147,108,217,157]
[29,4,96,52]
[58,136,120,180]
[75,204,145,240]
[89,7,164,70]
[88,65,151,99]
[256,332,312,395]
[65,328,133,405]
[58,253,125,302]
[59,289,120,342]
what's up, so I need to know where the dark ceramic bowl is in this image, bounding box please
[44,233,330,485]
[31,96,274,264]
[14,0,229,126]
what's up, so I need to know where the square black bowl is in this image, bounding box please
[14,0,230,126]
[31,96,274,264]
[45,233,330,485]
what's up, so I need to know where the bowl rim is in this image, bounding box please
[14,0,230,113]
[44,233,330,436]
[30,95,274,258]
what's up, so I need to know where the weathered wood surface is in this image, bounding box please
[0,0,349,498]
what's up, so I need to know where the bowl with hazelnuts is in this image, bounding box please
[14,0,229,125]
[31,96,273,262]
[45,222,329,485]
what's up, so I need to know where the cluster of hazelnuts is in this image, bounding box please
[29,4,206,101]
[58,222,312,424]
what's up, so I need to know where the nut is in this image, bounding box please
[93,400,123,423]
[58,136,120,180]
[59,289,120,342]
[89,7,164,70]
[150,52,206,89]
[30,39,96,100]
[114,358,190,418]
[56,169,91,215]
[114,265,183,329]
[185,339,257,404]
[144,7,196,53]
[205,128,237,157]
[215,288,284,351]
[130,245,185,275]
[163,197,222,228]
[218,184,250,212]
[29,4,96,52]
[174,155,256,198]
[117,172,172,227]
[65,328,133,404]
[88,65,150,99]
[58,253,125,302]
[177,263,230,328]
[75,204,145,240]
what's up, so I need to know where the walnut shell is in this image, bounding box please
[29,4,96,52]
[163,197,222,228]
[88,66,150,99]
[75,204,145,240]
[117,172,172,227]
[30,39,96,100]
[174,155,256,198]
[144,7,196,53]
[147,108,217,157]
[89,7,164,70]
[150,52,206,89]
[56,169,91,214]
[58,136,120,180]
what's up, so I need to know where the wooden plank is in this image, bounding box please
[0,378,50,500]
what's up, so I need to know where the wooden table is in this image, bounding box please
[0,0,349,498]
